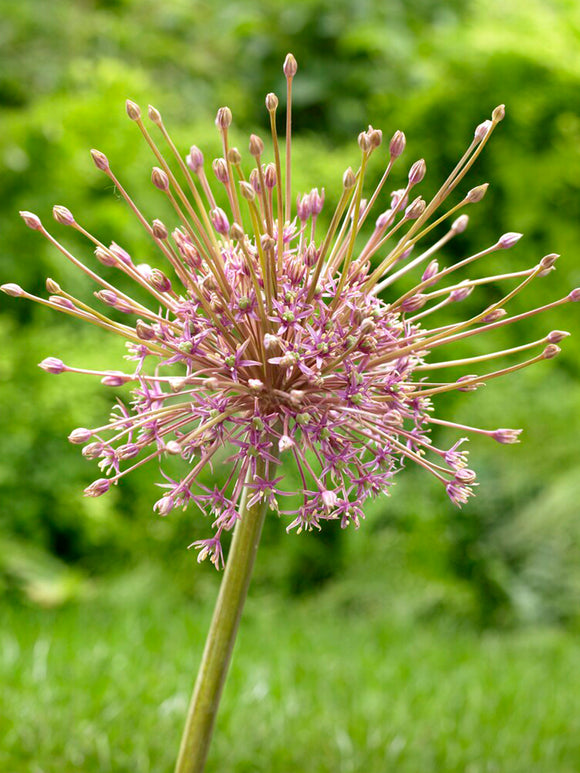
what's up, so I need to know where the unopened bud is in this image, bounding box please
[45,278,61,294]
[164,440,181,456]
[249,134,264,157]
[149,269,171,293]
[136,320,156,340]
[283,53,298,78]
[249,168,261,193]
[39,357,66,374]
[408,159,426,185]
[101,371,130,386]
[147,105,162,125]
[547,330,570,344]
[68,428,93,444]
[456,374,482,392]
[1,283,24,297]
[90,149,109,171]
[405,197,426,220]
[84,478,111,497]
[492,104,506,122]
[239,181,256,202]
[230,223,245,241]
[449,282,473,302]
[452,214,469,234]
[227,147,241,165]
[368,127,383,149]
[215,106,232,130]
[210,207,230,235]
[542,344,561,359]
[358,131,372,153]
[19,210,42,230]
[248,379,264,391]
[151,167,169,191]
[538,253,559,273]
[265,92,278,111]
[264,163,277,189]
[568,288,580,302]
[279,434,294,452]
[186,146,204,173]
[304,243,318,268]
[389,130,406,158]
[401,294,427,312]
[343,167,356,189]
[466,183,489,203]
[474,120,492,142]
[482,308,507,323]
[422,260,439,284]
[52,205,75,226]
[83,442,104,459]
[95,246,117,267]
[212,158,229,184]
[152,219,168,240]
[497,232,523,249]
[125,100,141,121]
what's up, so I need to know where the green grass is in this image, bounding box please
[1,567,579,773]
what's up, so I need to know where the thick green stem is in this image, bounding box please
[174,455,275,773]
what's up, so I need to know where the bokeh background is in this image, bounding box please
[1,0,580,770]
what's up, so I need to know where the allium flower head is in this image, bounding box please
[4,55,577,568]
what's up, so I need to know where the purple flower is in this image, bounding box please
[3,56,575,566]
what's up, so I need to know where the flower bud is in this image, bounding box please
[452,214,469,233]
[389,130,406,158]
[212,158,229,183]
[125,100,141,121]
[150,268,172,293]
[466,183,488,203]
[492,104,506,122]
[249,168,261,193]
[90,149,110,171]
[538,253,559,274]
[456,375,481,392]
[542,344,561,359]
[210,207,230,234]
[279,434,294,452]
[136,320,156,340]
[449,281,473,302]
[186,146,204,173]
[358,131,372,153]
[265,92,278,111]
[84,478,111,497]
[405,197,426,220]
[95,246,117,267]
[497,232,523,249]
[52,205,75,226]
[83,442,104,459]
[1,283,24,297]
[481,308,507,323]
[19,210,42,230]
[45,277,61,294]
[68,428,93,444]
[283,53,298,78]
[249,134,264,157]
[310,188,324,215]
[422,260,439,285]
[228,147,241,165]
[117,443,140,460]
[408,159,426,185]
[152,219,168,240]
[264,163,277,189]
[248,379,264,391]
[147,105,162,125]
[101,371,130,386]
[343,167,356,189]
[239,181,256,202]
[547,330,570,344]
[154,495,174,516]
[215,106,232,130]
[165,441,181,455]
[474,120,492,142]
[39,357,66,374]
[304,243,318,268]
[401,294,427,312]
[368,127,383,149]
[568,288,580,302]
[151,167,169,191]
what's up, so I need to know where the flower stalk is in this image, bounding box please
[175,452,277,773]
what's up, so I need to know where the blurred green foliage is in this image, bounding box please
[1,0,580,626]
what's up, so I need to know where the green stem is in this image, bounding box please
[174,455,275,773]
